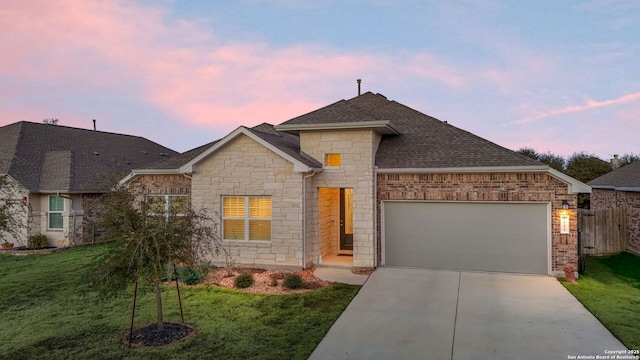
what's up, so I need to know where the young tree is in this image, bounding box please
[91,184,222,329]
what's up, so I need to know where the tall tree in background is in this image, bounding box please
[619,153,640,166]
[564,152,612,184]
[516,147,565,171]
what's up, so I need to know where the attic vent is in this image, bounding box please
[142,151,148,154]
[159,152,169,156]
[92,151,100,156]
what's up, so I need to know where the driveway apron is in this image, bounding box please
[309,267,626,360]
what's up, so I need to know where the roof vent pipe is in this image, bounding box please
[93,119,96,131]
[357,79,361,96]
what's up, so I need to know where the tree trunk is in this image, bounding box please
[154,279,164,330]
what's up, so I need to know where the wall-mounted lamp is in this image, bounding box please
[562,200,569,210]
[21,197,28,205]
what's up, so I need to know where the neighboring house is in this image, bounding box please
[124,92,590,277]
[0,121,177,247]
[589,160,640,254]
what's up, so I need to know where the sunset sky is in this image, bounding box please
[1,0,639,161]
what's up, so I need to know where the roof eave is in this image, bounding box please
[375,165,549,174]
[547,168,591,194]
[591,185,640,192]
[275,120,400,135]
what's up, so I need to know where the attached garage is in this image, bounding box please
[383,201,550,275]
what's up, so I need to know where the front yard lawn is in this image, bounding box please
[562,252,640,349]
[0,244,360,360]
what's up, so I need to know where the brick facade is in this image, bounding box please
[376,172,578,275]
[591,189,640,254]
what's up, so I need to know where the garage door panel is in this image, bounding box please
[384,202,548,275]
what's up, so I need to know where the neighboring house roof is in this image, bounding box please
[278,92,543,169]
[0,121,177,193]
[589,160,640,192]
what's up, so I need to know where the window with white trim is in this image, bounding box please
[223,196,272,241]
[145,195,188,217]
[48,195,64,229]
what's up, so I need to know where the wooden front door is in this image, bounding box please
[339,188,353,251]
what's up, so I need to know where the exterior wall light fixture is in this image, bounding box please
[562,200,569,210]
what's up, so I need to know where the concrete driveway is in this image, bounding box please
[309,267,626,360]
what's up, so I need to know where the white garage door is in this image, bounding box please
[383,202,549,275]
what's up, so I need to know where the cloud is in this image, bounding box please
[0,0,471,135]
[510,92,640,125]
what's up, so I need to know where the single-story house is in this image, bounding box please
[589,160,640,254]
[0,121,177,247]
[124,92,590,277]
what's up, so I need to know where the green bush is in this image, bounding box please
[166,265,208,285]
[179,266,208,285]
[282,274,303,289]
[28,234,48,249]
[234,273,254,289]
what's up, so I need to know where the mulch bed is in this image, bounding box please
[124,322,196,348]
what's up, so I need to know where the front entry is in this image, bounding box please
[318,187,353,266]
[339,188,354,251]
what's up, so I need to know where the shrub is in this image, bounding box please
[28,234,48,249]
[282,274,303,289]
[234,273,254,288]
[178,265,208,285]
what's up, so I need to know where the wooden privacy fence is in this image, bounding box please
[578,208,627,256]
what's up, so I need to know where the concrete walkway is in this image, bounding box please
[313,267,369,285]
[309,267,626,360]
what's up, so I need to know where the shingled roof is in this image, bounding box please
[589,161,640,191]
[278,92,543,169]
[247,123,322,168]
[0,121,177,192]
[132,123,322,174]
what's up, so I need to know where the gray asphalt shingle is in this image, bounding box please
[280,92,542,169]
[589,160,640,189]
[0,121,177,192]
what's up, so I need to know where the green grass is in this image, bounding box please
[562,252,640,349]
[0,244,361,360]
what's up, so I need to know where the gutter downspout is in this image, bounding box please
[302,170,319,269]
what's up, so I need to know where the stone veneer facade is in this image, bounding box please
[376,172,578,276]
[591,189,640,254]
[190,134,305,267]
[300,130,379,268]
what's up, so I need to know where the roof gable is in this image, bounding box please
[178,125,321,174]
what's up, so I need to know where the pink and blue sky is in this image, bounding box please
[1,0,639,160]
